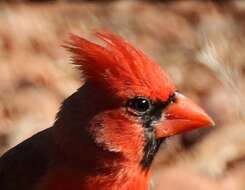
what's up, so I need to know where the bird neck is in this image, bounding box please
[41,157,151,190]
[50,84,151,190]
[42,128,150,190]
[83,166,151,190]
[51,123,151,190]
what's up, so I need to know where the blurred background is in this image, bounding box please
[0,0,245,189]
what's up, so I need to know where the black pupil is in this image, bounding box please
[129,97,150,113]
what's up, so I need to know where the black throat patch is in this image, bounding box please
[140,94,176,170]
[140,132,163,169]
[140,101,165,169]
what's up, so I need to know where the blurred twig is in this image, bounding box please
[197,36,245,123]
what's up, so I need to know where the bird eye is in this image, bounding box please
[127,97,151,114]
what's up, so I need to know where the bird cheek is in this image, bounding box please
[154,92,214,139]
[91,111,145,157]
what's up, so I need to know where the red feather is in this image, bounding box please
[66,31,175,101]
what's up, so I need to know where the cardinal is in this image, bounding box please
[0,31,214,190]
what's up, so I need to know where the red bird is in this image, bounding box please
[0,31,214,190]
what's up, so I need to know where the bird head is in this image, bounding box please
[65,31,214,169]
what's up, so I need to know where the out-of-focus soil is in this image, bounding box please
[0,1,245,189]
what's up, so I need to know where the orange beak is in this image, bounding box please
[155,92,215,138]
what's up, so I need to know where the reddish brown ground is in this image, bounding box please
[0,1,245,189]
